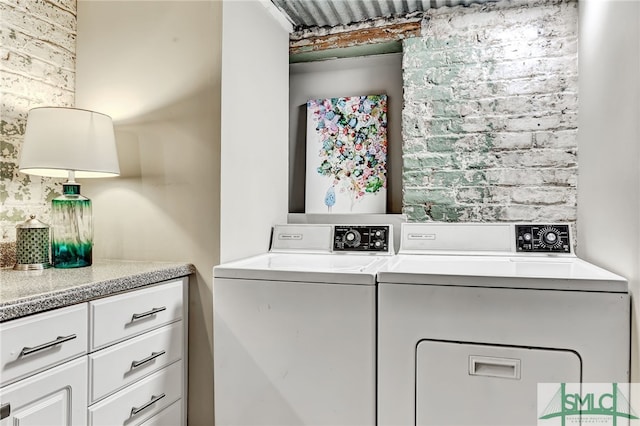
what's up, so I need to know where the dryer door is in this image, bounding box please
[416,340,581,426]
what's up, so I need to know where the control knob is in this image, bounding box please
[544,232,557,245]
[344,230,361,247]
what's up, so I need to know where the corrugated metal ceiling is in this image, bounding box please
[271,0,491,31]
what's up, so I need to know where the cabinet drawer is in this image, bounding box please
[89,321,183,403]
[0,356,87,426]
[0,303,88,386]
[139,400,183,426]
[88,361,183,426]
[89,280,183,350]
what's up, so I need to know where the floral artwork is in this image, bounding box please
[305,94,388,214]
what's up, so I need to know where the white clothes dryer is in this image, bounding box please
[377,223,630,426]
[213,224,393,426]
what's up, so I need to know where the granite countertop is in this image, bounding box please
[0,259,196,322]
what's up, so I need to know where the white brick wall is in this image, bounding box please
[402,0,579,223]
[0,0,76,266]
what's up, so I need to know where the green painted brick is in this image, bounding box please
[433,170,486,186]
[402,171,427,187]
[403,68,428,86]
[405,86,453,102]
[426,136,459,152]
[429,205,463,222]
[426,66,461,85]
[428,118,465,135]
[421,37,463,51]
[411,50,448,67]
[404,154,456,171]
[404,188,455,205]
[429,101,460,118]
[456,186,489,203]
[403,139,427,155]
[404,206,430,222]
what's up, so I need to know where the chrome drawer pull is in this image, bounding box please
[131,306,166,321]
[130,393,165,416]
[20,334,77,357]
[131,350,166,369]
[0,403,10,420]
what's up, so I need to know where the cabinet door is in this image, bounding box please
[0,356,87,426]
[415,340,581,426]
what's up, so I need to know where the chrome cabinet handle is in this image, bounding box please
[131,306,166,321]
[20,334,77,357]
[0,403,10,420]
[130,393,165,416]
[131,350,166,369]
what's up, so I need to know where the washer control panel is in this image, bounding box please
[334,225,390,253]
[516,224,571,253]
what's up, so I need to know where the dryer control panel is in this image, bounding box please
[334,225,390,253]
[516,224,571,253]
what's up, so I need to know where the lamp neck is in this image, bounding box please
[62,182,81,196]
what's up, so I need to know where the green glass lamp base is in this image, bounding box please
[51,241,92,268]
[51,182,93,269]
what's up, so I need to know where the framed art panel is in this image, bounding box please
[305,94,388,214]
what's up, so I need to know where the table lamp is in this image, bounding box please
[19,107,120,268]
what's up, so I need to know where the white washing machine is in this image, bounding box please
[213,224,393,426]
[377,223,630,426]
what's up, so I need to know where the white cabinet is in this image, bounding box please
[0,304,89,425]
[0,276,188,426]
[88,361,183,426]
[89,281,184,351]
[88,321,183,403]
[0,303,88,387]
[87,278,187,426]
[0,354,88,425]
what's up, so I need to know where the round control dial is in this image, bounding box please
[538,226,563,249]
[343,230,361,247]
[544,232,557,244]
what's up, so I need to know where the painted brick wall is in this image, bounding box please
[0,0,76,266]
[402,0,578,223]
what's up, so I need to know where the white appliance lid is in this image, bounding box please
[377,254,628,292]
[214,253,389,285]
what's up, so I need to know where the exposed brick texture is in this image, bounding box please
[402,0,578,223]
[0,0,76,266]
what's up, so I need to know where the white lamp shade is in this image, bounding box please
[20,107,120,178]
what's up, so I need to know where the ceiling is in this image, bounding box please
[270,0,491,32]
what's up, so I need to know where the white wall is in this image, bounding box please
[220,1,290,263]
[77,1,289,423]
[75,2,222,424]
[289,53,404,215]
[577,0,640,408]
